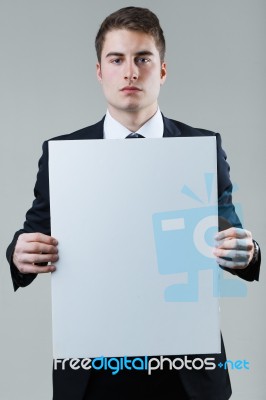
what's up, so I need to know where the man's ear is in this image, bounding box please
[96,63,102,82]
[160,62,167,85]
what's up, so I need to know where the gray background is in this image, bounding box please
[0,0,265,399]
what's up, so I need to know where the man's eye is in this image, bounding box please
[136,57,150,64]
[111,59,122,64]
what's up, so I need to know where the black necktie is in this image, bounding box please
[125,133,145,138]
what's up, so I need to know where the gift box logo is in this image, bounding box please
[152,173,247,302]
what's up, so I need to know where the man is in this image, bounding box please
[6,6,260,400]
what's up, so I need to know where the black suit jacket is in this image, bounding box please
[6,116,260,399]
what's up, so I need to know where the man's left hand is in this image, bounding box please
[213,227,254,270]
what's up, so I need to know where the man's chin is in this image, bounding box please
[116,103,142,113]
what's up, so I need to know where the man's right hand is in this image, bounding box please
[13,232,59,274]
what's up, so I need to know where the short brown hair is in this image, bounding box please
[95,6,166,62]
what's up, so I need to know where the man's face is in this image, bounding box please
[96,29,166,119]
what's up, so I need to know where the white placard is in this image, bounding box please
[49,137,221,359]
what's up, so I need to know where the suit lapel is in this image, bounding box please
[162,114,182,137]
[88,117,105,139]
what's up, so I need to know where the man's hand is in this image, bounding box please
[213,227,254,270]
[13,232,59,274]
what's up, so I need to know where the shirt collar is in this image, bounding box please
[104,108,164,139]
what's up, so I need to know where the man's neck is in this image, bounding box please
[107,106,158,132]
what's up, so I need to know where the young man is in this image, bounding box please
[7,6,260,400]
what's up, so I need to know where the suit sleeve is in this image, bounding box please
[6,141,51,291]
[216,133,260,281]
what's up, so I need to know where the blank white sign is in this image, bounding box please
[49,137,220,359]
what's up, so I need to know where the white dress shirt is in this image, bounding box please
[103,108,164,139]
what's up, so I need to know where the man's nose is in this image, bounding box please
[124,61,138,81]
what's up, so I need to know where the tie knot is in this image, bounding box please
[125,133,145,139]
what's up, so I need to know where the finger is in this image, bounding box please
[17,241,58,255]
[19,232,58,245]
[215,237,253,251]
[215,227,251,241]
[213,247,250,262]
[215,257,249,270]
[18,263,57,274]
[15,252,59,265]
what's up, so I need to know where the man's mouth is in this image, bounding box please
[121,86,142,92]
